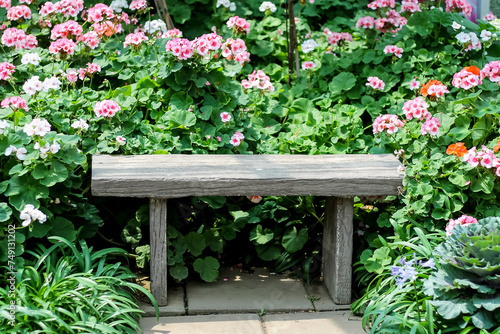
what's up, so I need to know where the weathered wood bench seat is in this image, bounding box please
[91,154,403,306]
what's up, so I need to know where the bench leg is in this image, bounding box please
[322,196,354,305]
[150,198,168,306]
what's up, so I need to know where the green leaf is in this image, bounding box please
[204,228,223,252]
[193,256,220,282]
[121,219,142,248]
[255,243,282,261]
[282,227,308,253]
[0,202,12,222]
[49,217,76,242]
[198,196,226,209]
[32,162,69,187]
[432,299,473,319]
[329,72,357,93]
[5,175,49,211]
[184,231,206,256]
[135,245,150,269]
[169,110,197,129]
[230,210,260,227]
[251,40,274,57]
[170,262,189,281]
[250,225,274,245]
[470,172,495,194]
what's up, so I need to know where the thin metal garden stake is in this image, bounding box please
[286,0,300,84]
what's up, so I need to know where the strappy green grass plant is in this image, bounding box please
[0,236,159,334]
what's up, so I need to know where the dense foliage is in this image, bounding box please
[1,0,500,331]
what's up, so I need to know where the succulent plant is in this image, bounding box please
[423,217,500,329]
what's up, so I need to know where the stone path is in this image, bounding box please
[138,268,367,334]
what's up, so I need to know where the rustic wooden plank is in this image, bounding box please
[149,198,168,306]
[322,197,354,304]
[91,154,403,198]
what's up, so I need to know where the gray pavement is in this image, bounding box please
[138,267,367,334]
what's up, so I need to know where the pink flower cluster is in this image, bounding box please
[445,0,472,17]
[78,31,100,49]
[463,146,500,177]
[0,0,10,9]
[356,16,375,29]
[356,11,407,34]
[92,21,123,37]
[49,37,77,56]
[124,31,148,47]
[402,97,430,121]
[7,5,31,21]
[50,20,82,40]
[445,215,477,236]
[241,70,275,92]
[230,131,244,146]
[483,11,497,21]
[86,3,115,23]
[1,96,28,111]
[78,62,101,80]
[366,76,385,90]
[423,81,449,98]
[40,0,84,18]
[302,61,316,70]
[452,67,482,90]
[481,61,500,84]
[327,32,353,47]
[129,0,147,11]
[1,27,37,49]
[161,28,183,38]
[373,114,404,134]
[383,45,403,58]
[94,100,121,117]
[367,0,395,10]
[401,0,421,13]
[420,117,440,136]
[226,16,250,34]
[0,62,15,80]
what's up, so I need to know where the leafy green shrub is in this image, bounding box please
[0,237,158,333]
[424,217,500,330]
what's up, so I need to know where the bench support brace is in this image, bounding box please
[322,196,353,305]
[150,198,168,306]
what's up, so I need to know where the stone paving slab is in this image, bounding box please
[139,287,186,317]
[262,311,367,334]
[140,313,264,334]
[186,268,314,314]
[304,279,351,311]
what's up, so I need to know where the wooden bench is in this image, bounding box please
[91,154,403,306]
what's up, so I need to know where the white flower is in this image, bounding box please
[110,0,128,12]
[50,141,61,154]
[5,145,17,156]
[0,120,10,134]
[16,147,27,160]
[301,39,319,53]
[229,2,236,11]
[23,76,43,96]
[480,30,492,41]
[456,32,471,43]
[20,204,46,227]
[116,136,126,145]
[216,0,230,8]
[71,119,89,131]
[42,76,62,92]
[21,52,41,66]
[451,21,464,30]
[23,118,51,137]
[145,19,168,34]
[259,1,277,12]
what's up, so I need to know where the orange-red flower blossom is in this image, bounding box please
[446,142,468,157]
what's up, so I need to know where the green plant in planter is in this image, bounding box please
[424,216,500,330]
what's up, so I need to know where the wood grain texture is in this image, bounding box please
[322,197,354,305]
[91,154,404,198]
[149,198,168,306]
